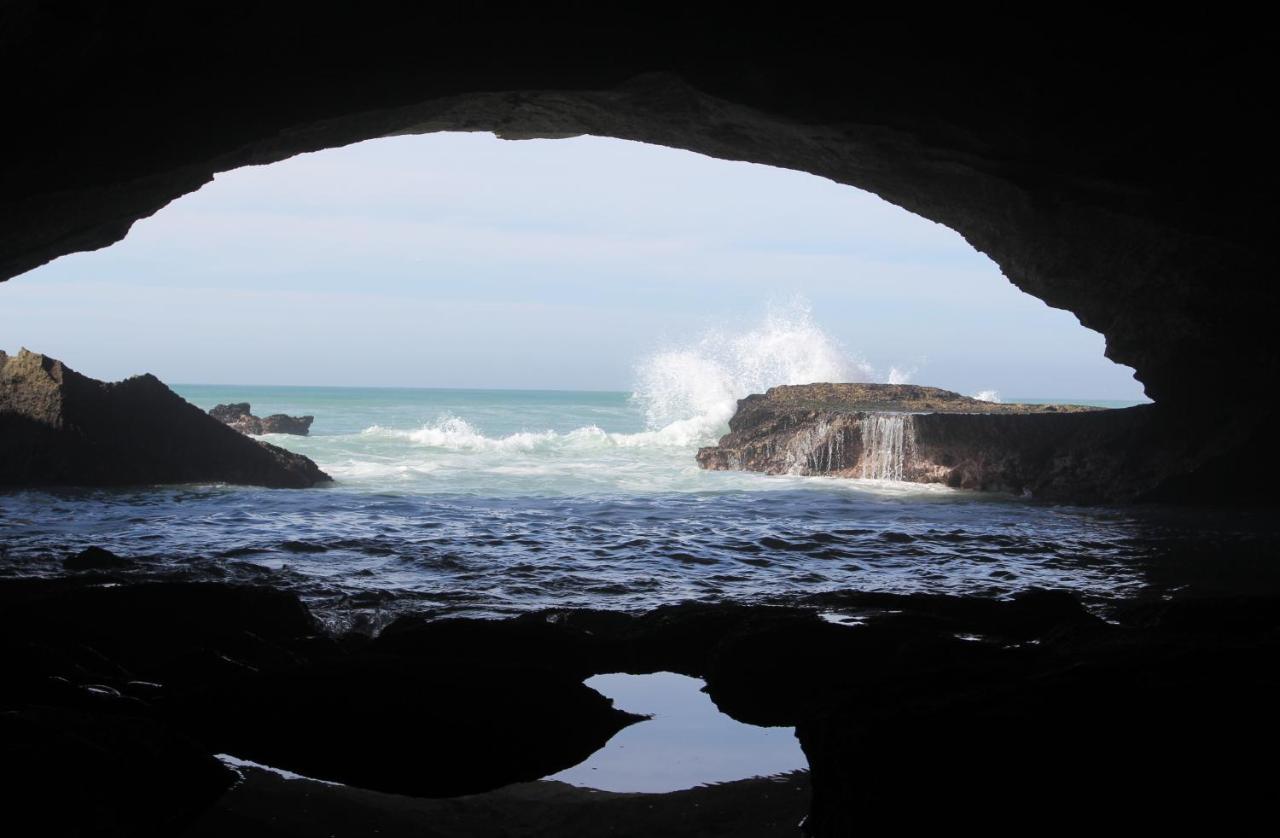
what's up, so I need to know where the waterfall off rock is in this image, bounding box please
[780,418,847,474]
[860,413,912,481]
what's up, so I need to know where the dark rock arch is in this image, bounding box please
[2,13,1275,406]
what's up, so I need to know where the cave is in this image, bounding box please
[2,11,1277,837]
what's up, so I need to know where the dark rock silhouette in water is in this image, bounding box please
[697,383,1259,503]
[0,349,330,488]
[210,401,314,435]
[63,545,133,571]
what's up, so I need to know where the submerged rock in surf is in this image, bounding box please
[0,348,330,488]
[210,402,314,436]
[64,545,133,571]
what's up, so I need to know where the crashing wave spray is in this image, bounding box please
[359,300,912,460]
[860,413,913,481]
[632,300,876,445]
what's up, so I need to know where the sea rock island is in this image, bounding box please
[697,383,1160,502]
[210,402,314,436]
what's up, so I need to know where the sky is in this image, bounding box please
[0,132,1146,400]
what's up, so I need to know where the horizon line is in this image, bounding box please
[169,381,1151,405]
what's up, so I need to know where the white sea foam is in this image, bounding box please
[306,302,930,496]
[972,390,1002,403]
[349,303,908,464]
[632,300,880,444]
[360,416,701,453]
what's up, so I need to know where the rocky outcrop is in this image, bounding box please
[5,576,1278,833]
[0,577,641,830]
[210,402,314,435]
[696,383,1251,503]
[0,349,330,488]
[709,383,1097,419]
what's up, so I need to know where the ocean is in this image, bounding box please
[2,382,1276,631]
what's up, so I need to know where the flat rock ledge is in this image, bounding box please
[210,402,314,435]
[724,383,1098,416]
[0,349,330,489]
[695,383,1231,503]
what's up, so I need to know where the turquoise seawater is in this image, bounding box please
[167,385,1144,496]
[175,385,708,496]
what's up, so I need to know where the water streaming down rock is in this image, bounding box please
[779,418,843,474]
[860,413,912,481]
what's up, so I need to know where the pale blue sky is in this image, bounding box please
[0,133,1145,400]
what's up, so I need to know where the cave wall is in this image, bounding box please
[1,8,1273,406]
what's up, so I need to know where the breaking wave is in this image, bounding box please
[354,301,902,456]
[360,418,704,451]
[631,301,882,444]
[340,303,916,486]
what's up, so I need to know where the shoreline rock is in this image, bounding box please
[210,402,314,435]
[0,349,330,489]
[695,382,1254,503]
[715,383,1101,416]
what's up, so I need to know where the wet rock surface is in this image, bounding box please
[697,383,1265,503]
[175,657,642,798]
[4,572,1278,833]
[0,349,330,488]
[2,706,237,838]
[210,402,314,436]
[719,384,1099,417]
[186,766,812,838]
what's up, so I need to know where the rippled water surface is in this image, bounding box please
[2,385,1276,625]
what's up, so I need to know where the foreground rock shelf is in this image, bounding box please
[696,383,1252,503]
[0,349,330,489]
[2,573,1277,834]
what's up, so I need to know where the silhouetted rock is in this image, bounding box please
[2,707,237,837]
[210,402,314,435]
[0,579,321,835]
[63,545,133,571]
[374,613,616,680]
[0,349,330,488]
[5,576,1280,832]
[185,764,811,838]
[0,579,640,800]
[0,580,320,675]
[173,657,643,797]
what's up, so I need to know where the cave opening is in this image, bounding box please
[2,130,1144,401]
[4,18,1280,835]
[1,131,1165,609]
[2,129,1202,801]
